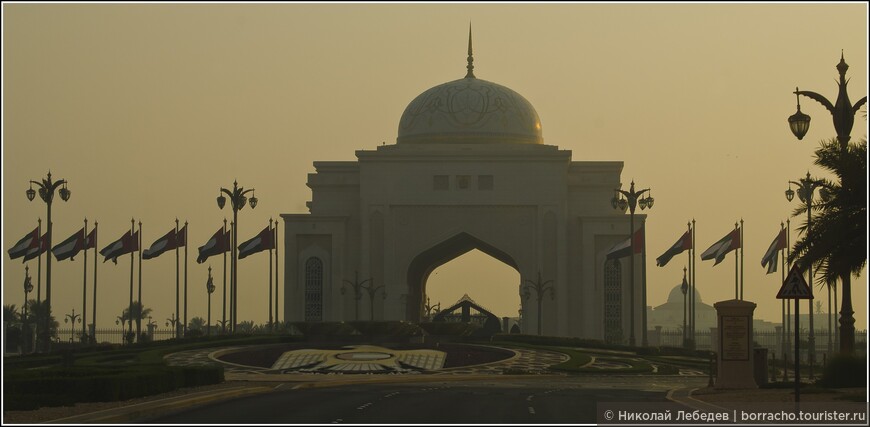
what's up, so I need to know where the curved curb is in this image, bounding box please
[666,387,731,412]
[45,386,274,424]
[432,344,520,372]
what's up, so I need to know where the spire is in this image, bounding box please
[465,22,475,78]
[836,49,849,79]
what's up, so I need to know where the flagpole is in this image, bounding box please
[691,219,696,347]
[786,218,792,368]
[269,218,273,331]
[686,221,692,347]
[137,221,143,342]
[275,220,279,328]
[641,219,648,347]
[92,222,98,344]
[83,218,88,343]
[779,221,788,360]
[184,221,188,337]
[740,219,744,301]
[734,222,740,300]
[37,218,42,305]
[223,219,227,335]
[230,221,235,333]
[128,218,134,343]
[175,218,180,339]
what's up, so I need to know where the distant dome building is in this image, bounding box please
[648,284,716,332]
[282,29,643,341]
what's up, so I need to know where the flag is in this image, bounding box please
[100,230,139,264]
[701,228,741,266]
[656,229,693,267]
[177,224,187,247]
[84,227,97,250]
[197,226,230,264]
[606,227,644,260]
[8,227,39,260]
[143,228,178,260]
[23,232,49,263]
[238,226,274,260]
[761,227,787,274]
[52,228,85,261]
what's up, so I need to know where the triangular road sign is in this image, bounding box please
[776,265,814,299]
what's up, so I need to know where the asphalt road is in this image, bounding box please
[140,376,706,424]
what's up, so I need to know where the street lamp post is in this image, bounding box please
[681,267,689,348]
[423,297,441,322]
[206,266,216,337]
[611,180,653,347]
[26,171,71,352]
[165,313,178,336]
[23,266,33,353]
[115,315,128,344]
[785,172,827,378]
[341,271,373,321]
[787,52,866,355]
[64,309,81,343]
[521,271,555,336]
[217,181,257,333]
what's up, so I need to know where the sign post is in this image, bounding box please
[777,264,813,403]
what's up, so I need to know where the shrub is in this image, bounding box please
[349,321,424,337]
[819,354,867,388]
[292,321,360,337]
[419,322,480,336]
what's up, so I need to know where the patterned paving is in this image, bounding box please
[432,346,568,375]
[165,344,569,376]
[164,347,271,374]
[270,346,447,373]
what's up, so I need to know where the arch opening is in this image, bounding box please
[406,232,520,323]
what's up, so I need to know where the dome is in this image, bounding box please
[667,284,702,304]
[397,77,543,145]
[397,28,542,145]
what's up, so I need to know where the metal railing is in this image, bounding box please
[652,328,867,355]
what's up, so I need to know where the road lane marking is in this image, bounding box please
[528,407,536,415]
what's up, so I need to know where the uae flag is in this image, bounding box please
[7,227,39,260]
[605,227,644,260]
[143,228,178,260]
[177,223,187,247]
[84,227,97,250]
[52,228,85,262]
[238,225,275,260]
[656,229,692,267]
[100,230,139,264]
[700,228,741,266]
[197,226,230,264]
[22,232,50,263]
[761,227,787,274]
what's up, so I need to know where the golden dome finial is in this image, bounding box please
[465,22,475,78]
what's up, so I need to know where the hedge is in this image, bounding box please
[3,364,224,411]
[818,354,867,388]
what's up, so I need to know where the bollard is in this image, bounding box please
[783,352,789,382]
[771,351,778,382]
[707,352,715,388]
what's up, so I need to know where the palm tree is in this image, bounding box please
[120,301,153,341]
[26,299,59,343]
[789,138,866,354]
[188,316,206,332]
[4,304,20,324]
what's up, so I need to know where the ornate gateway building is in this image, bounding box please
[282,35,645,340]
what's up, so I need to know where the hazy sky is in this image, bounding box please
[3,3,867,332]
